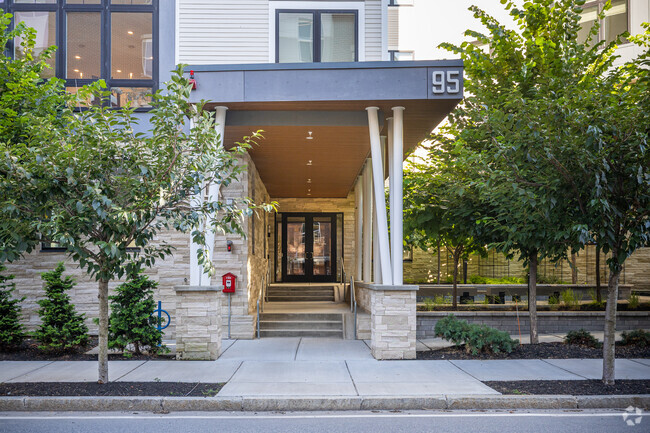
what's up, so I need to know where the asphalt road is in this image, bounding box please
[0,410,647,433]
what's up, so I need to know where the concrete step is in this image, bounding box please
[267,289,334,294]
[260,320,343,330]
[260,313,343,321]
[259,312,344,338]
[267,296,335,302]
[259,329,343,338]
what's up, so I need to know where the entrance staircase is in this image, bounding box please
[258,312,344,338]
[266,284,336,302]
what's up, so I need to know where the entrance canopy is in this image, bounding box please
[186,60,463,198]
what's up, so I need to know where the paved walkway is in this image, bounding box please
[2,337,649,398]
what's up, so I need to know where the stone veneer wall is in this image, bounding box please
[404,245,650,290]
[416,311,650,339]
[3,154,261,340]
[175,287,221,360]
[269,194,356,283]
[370,289,417,360]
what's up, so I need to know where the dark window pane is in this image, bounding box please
[66,86,100,108]
[66,12,101,79]
[278,13,313,63]
[66,0,101,4]
[111,0,153,4]
[110,86,153,108]
[604,0,628,44]
[14,11,56,78]
[111,12,153,79]
[14,0,56,3]
[321,13,355,62]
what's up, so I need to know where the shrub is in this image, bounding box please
[34,263,89,352]
[564,329,600,348]
[469,275,487,284]
[445,275,453,284]
[628,293,640,310]
[108,273,165,355]
[587,289,604,308]
[423,298,435,311]
[434,314,518,355]
[620,329,650,347]
[560,289,580,310]
[433,294,447,305]
[0,264,27,349]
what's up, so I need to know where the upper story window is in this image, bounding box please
[389,50,414,61]
[5,0,158,109]
[276,10,357,63]
[578,0,628,46]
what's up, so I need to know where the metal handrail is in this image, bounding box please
[351,276,357,338]
[350,275,355,313]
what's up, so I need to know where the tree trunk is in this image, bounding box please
[602,268,620,385]
[436,238,441,285]
[571,252,578,284]
[451,252,460,310]
[529,253,539,344]
[595,245,602,304]
[98,278,109,384]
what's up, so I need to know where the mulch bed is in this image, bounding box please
[485,380,650,395]
[0,338,175,361]
[0,382,224,397]
[417,342,650,360]
[417,303,650,312]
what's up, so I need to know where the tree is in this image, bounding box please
[34,263,89,352]
[438,0,649,381]
[403,149,486,309]
[1,46,273,382]
[0,264,26,349]
[436,0,615,344]
[568,24,650,383]
[108,273,163,356]
[0,14,71,262]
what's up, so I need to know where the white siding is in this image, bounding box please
[178,0,269,65]
[387,6,399,50]
[365,0,383,61]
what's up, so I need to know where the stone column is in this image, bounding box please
[357,282,417,360]
[174,286,222,360]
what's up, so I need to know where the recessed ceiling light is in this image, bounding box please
[74,55,81,59]
[307,178,312,183]
[127,31,134,35]
[306,131,313,140]
[73,69,79,72]
[306,160,312,166]
[116,69,122,73]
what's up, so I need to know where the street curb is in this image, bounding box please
[0,394,648,412]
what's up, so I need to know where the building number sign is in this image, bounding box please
[432,70,461,95]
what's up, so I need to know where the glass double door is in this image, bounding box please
[282,213,337,282]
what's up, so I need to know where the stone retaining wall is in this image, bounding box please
[416,311,650,338]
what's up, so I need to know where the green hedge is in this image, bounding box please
[434,314,518,355]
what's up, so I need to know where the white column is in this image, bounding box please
[391,107,404,285]
[190,106,227,286]
[373,136,387,284]
[354,177,363,280]
[202,106,228,285]
[362,162,373,283]
[366,107,393,285]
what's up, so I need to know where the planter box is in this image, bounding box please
[416,311,650,339]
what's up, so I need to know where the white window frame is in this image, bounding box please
[269,1,366,63]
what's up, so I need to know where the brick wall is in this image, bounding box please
[416,311,650,339]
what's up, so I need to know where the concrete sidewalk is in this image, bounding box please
[2,337,649,399]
